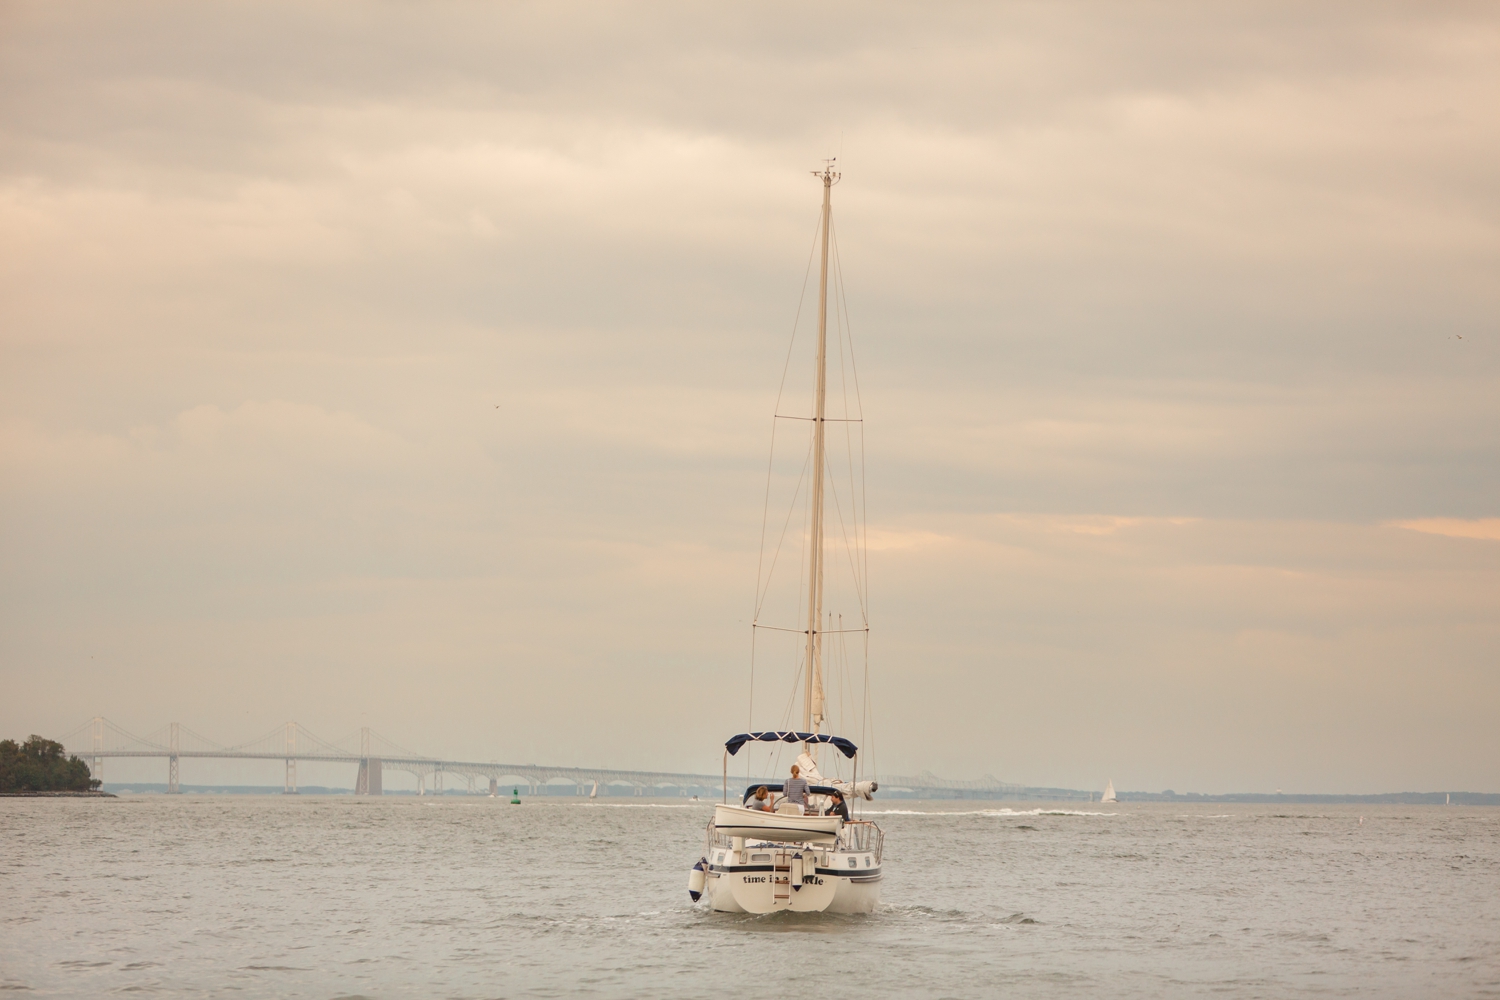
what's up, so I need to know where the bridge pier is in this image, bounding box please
[167,722,180,794]
[355,757,382,795]
[91,716,104,786]
[283,722,298,794]
[354,729,383,796]
[489,777,497,796]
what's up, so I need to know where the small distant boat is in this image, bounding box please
[1101,780,1117,804]
[590,780,599,800]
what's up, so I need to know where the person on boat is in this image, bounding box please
[823,789,850,822]
[746,786,772,811]
[783,764,809,814]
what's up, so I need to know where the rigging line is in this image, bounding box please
[754,431,815,621]
[862,636,875,780]
[771,212,828,421]
[756,215,828,641]
[774,415,862,422]
[838,615,852,770]
[831,221,871,603]
[782,414,817,736]
[834,221,870,599]
[822,449,869,619]
[779,658,805,734]
[752,416,780,640]
[831,220,865,421]
[831,227,866,608]
[834,252,868,623]
[781,427,813,688]
[748,618,757,732]
[752,208,823,657]
[753,624,868,635]
[811,371,862,617]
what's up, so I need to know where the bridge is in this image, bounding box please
[57,717,1024,799]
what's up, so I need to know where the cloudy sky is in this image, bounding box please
[2,1,1497,793]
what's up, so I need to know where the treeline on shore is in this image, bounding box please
[0,735,101,793]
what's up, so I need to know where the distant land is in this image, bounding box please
[99,782,1500,805]
[984,786,1500,806]
[1,736,102,793]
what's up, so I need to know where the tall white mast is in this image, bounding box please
[804,163,838,739]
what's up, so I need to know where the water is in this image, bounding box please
[3,797,1497,998]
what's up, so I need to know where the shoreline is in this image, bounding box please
[0,790,117,797]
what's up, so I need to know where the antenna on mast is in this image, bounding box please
[812,158,841,184]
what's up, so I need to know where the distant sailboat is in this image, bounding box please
[1101,780,1117,804]
[590,780,599,800]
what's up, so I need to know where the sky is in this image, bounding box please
[2,1,1497,794]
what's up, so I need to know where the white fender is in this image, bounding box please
[790,853,804,890]
[687,858,706,902]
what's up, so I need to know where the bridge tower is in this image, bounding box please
[355,727,382,795]
[168,722,180,794]
[284,722,298,794]
[90,716,104,785]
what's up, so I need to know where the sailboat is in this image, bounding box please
[686,164,884,914]
[1101,780,1117,804]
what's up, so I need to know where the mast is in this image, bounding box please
[804,162,838,739]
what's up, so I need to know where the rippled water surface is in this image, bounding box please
[3,796,1498,998]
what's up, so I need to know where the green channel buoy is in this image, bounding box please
[510,787,521,804]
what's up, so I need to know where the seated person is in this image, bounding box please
[745,785,772,811]
[782,764,809,814]
[824,789,850,821]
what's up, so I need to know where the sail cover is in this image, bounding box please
[724,732,857,758]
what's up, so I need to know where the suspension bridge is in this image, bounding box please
[57,718,1024,799]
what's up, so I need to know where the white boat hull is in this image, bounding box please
[704,852,881,914]
[696,811,884,914]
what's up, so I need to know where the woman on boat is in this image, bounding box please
[746,785,773,811]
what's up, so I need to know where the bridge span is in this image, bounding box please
[58,718,1023,799]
